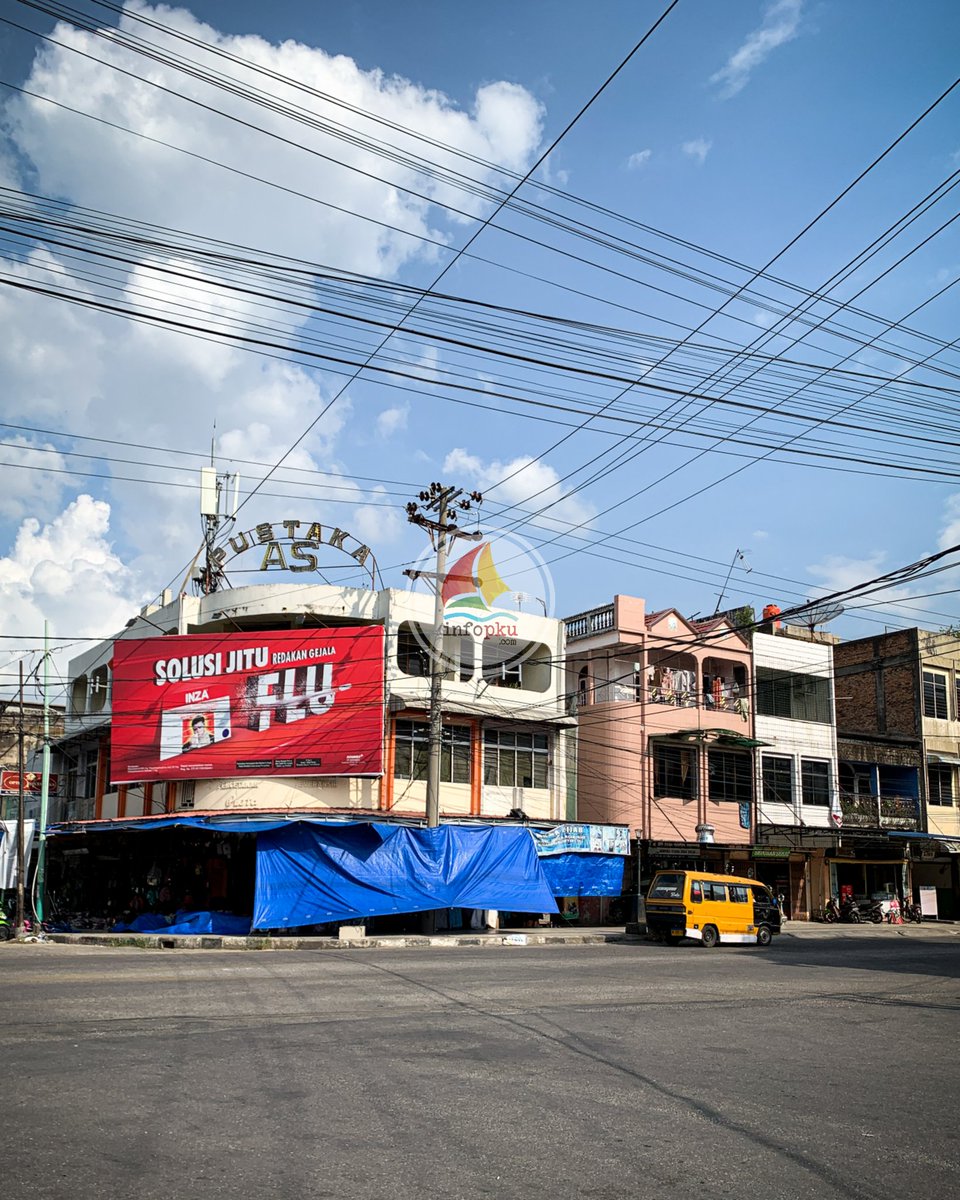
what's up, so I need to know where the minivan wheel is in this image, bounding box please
[756,925,773,947]
[701,925,719,949]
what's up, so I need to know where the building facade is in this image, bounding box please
[834,628,959,918]
[752,627,840,919]
[565,595,757,905]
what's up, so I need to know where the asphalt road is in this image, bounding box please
[1,937,958,1200]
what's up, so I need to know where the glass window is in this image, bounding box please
[762,755,793,807]
[928,763,954,806]
[394,720,471,784]
[483,728,550,789]
[690,880,702,903]
[923,671,949,720]
[707,750,752,803]
[653,743,697,800]
[729,885,749,903]
[704,882,727,901]
[756,667,831,722]
[801,760,831,806]
[649,873,684,900]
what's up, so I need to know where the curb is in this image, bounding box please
[36,930,629,952]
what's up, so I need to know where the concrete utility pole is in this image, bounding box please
[35,620,52,926]
[405,484,482,827]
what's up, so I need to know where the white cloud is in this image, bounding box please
[0,6,546,595]
[626,150,652,170]
[0,496,146,695]
[443,447,595,530]
[5,11,543,271]
[681,138,713,165]
[710,0,804,99]
[376,403,410,438]
[806,552,887,594]
[752,529,769,542]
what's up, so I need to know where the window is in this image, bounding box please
[689,880,702,903]
[396,624,430,678]
[481,641,551,692]
[703,881,727,901]
[83,749,99,799]
[649,873,684,900]
[729,884,749,904]
[396,623,473,681]
[707,750,752,803]
[577,665,589,708]
[653,743,696,800]
[923,671,948,720]
[394,720,471,784]
[756,667,831,723]
[928,763,954,806]
[483,729,549,788]
[801,760,831,806]
[762,755,793,807]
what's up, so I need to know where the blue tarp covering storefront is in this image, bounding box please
[113,911,252,936]
[538,852,626,898]
[253,822,559,929]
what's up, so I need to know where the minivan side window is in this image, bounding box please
[690,880,702,903]
[752,887,773,906]
[729,885,749,903]
[704,882,727,901]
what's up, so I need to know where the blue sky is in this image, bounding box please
[0,0,959,664]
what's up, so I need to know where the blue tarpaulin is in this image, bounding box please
[253,822,558,929]
[113,911,252,935]
[539,852,626,897]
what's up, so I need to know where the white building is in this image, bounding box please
[56,582,575,826]
[752,627,839,917]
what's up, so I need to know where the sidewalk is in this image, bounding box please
[18,919,959,951]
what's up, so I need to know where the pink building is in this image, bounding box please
[565,595,757,870]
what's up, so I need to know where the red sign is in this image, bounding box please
[110,627,384,784]
[0,771,59,796]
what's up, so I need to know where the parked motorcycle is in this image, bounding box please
[823,897,841,923]
[839,897,862,923]
[903,900,923,924]
[859,899,885,924]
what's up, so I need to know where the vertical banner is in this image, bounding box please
[111,627,384,783]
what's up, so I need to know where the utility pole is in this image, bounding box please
[35,620,52,927]
[15,660,26,939]
[405,484,482,827]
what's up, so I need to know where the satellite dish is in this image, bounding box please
[796,600,845,630]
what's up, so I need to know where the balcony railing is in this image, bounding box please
[839,792,920,830]
[565,605,615,641]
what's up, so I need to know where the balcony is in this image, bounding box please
[839,792,920,831]
[565,606,615,641]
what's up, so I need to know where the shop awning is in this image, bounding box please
[926,752,960,766]
[887,830,960,854]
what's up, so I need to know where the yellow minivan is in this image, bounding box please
[645,870,782,947]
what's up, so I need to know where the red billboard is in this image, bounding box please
[110,627,384,784]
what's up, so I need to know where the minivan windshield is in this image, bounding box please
[648,872,684,899]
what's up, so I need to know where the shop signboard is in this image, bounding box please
[918,885,939,919]
[110,627,384,783]
[751,847,791,860]
[0,771,59,796]
[533,824,630,857]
